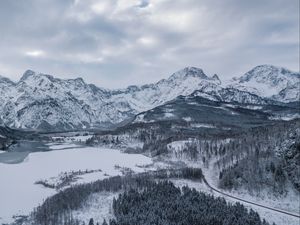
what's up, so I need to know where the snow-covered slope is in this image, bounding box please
[229,65,300,102]
[131,92,299,129]
[109,67,221,112]
[0,70,112,130]
[191,85,270,104]
[0,65,298,130]
[0,75,15,109]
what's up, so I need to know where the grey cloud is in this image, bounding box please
[0,0,298,88]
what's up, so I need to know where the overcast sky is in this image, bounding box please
[0,0,299,88]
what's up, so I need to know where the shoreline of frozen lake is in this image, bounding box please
[0,144,152,224]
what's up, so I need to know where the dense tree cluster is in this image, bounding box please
[217,120,300,193]
[106,181,270,225]
[31,168,203,225]
[275,127,300,192]
[218,149,286,193]
[165,120,299,194]
[29,167,272,225]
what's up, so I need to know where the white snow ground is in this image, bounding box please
[72,192,119,224]
[0,144,152,224]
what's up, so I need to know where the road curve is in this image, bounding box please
[202,177,300,219]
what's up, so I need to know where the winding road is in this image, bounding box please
[202,177,300,219]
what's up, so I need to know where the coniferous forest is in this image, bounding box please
[109,181,269,225]
[26,168,272,225]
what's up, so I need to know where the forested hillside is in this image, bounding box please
[29,168,203,225]
[217,120,299,193]
[89,119,300,195]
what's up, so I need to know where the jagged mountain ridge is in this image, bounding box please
[0,65,298,130]
[0,67,228,130]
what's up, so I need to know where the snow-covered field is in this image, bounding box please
[0,144,152,224]
[72,192,119,224]
[190,123,216,128]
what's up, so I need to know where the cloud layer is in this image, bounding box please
[0,0,299,88]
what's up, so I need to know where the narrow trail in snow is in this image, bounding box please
[202,177,300,219]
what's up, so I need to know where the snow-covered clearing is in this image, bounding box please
[190,123,216,128]
[164,112,174,118]
[183,116,192,122]
[0,144,152,224]
[72,192,119,224]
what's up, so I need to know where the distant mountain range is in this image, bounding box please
[0,65,299,131]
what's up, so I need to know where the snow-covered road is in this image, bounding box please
[202,177,300,218]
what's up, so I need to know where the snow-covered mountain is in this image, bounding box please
[132,90,299,127]
[109,67,222,112]
[0,65,298,130]
[0,70,111,130]
[0,75,15,109]
[0,67,222,130]
[229,65,300,102]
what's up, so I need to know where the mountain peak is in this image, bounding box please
[253,64,278,70]
[238,65,298,83]
[0,75,15,85]
[212,74,220,80]
[72,77,85,84]
[230,64,300,102]
[20,69,37,82]
[169,67,208,80]
[183,66,206,76]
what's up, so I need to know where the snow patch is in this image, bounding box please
[164,112,174,118]
[191,123,216,128]
[72,192,118,224]
[183,117,192,122]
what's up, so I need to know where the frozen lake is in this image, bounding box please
[0,143,152,223]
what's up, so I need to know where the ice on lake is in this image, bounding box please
[0,144,152,223]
